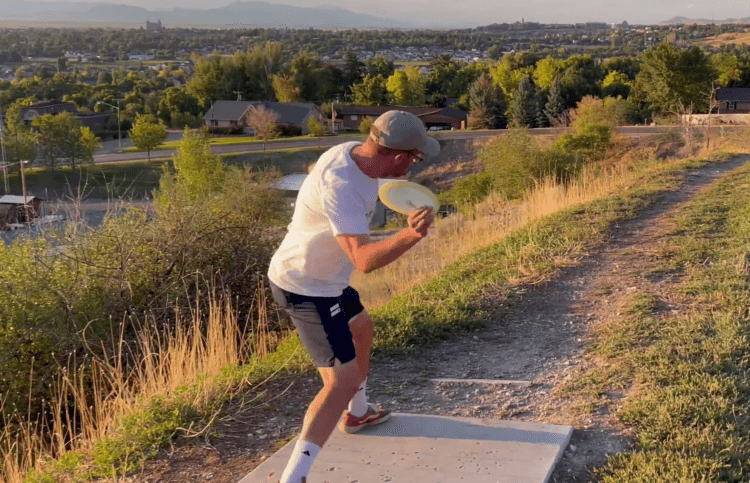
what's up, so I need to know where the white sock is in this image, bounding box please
[280,439,321,483]
[347,378,368,417]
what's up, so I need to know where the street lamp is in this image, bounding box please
[97,100,122,153]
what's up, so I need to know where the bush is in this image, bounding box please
[480,128,581,200]
[442,172,494,207]
[359,117,374,135]
[554,123,612,161]
[569,95,634,130]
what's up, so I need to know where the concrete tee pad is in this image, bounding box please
[238,413,573,483]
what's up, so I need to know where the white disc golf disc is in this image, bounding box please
[378,181,440,215]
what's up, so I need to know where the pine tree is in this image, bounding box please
[467,74,506,129]
[509,76,537,128]
[545,78,567,126]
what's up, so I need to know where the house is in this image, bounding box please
[18,101,109,131]
[334,105,467,131]
[0,194,43,226]
[716,88,750,114]
[203,100,328,135]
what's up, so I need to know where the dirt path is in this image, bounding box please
[125,155,750,483]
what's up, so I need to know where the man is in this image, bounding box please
[267,110,440,483]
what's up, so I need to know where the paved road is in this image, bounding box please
[92,125,739,165]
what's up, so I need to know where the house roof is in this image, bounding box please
[336,105,467,120]
[0,195,42,205]
[21,102,78,115]
[203,100,254,122]
[203,101,321,124]
[717,88,750,102]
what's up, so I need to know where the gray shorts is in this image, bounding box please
[269,280,365,368]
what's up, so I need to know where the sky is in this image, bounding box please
[31,0,750,27]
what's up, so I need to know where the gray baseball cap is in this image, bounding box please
[370,110,441,158]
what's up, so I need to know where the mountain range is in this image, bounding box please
[659,16,750,26]
[0,0,412,29]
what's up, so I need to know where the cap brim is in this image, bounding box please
[418,136,441,158]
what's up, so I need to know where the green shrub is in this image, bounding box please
[554,123,612,161]
[441,172,494,207]
[359,117,374,135]
[570,95,633,130]
[480,128,581,200]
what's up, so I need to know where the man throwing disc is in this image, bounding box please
[267,110,440,483]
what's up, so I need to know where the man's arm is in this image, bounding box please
[336,207,433,274]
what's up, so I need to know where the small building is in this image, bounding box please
[717,88,750,114]
[203,100,327,135]
[146,19,163,31]
[0,194,43,227]
[335,105,467,131]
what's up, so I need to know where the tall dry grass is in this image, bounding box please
[0,288,280,483]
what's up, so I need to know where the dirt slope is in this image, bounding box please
[122,155,750,483]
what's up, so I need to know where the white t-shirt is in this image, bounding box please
[267,141,379,297]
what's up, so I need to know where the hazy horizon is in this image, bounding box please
[16,0,750,28]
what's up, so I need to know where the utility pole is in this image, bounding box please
[20,159,27,222]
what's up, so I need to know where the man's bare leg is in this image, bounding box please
[298,359,362,447]
[349,311,374,381]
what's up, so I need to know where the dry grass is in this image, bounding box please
[0,289,280,483]
[699,31,750,47]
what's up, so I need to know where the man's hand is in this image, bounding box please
[406,206,434,239]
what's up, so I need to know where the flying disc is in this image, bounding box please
[378,181,440,216]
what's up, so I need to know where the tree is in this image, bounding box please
[290,50,327,102]
[247,105,279,151]
[33,113,91,169]
[358,117,374,135]
[271,74,301,102]
[545,78,568,126]
[129,114,167,161]
[157,127,226,204]
[491,62,533,103]
[635,43,714,114]
[569,95,631,130]
[77,127,101,165]
[533,57,563,91]
[308,116,325,138]
[342,49,364,93]
[386,67,425,106]
[509,76,538,128]
[2,102,38,168]
[57,56,67,72]
[365,55,395,78]
[351,74,388,106]
[601,71,631,99]
[157,86,203,129]
[97,71,112,85]
[467,74,506,129]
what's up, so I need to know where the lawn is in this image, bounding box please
[123,133,360,152]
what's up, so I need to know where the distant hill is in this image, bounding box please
[0,0,411,29]
[659,16,750,26]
